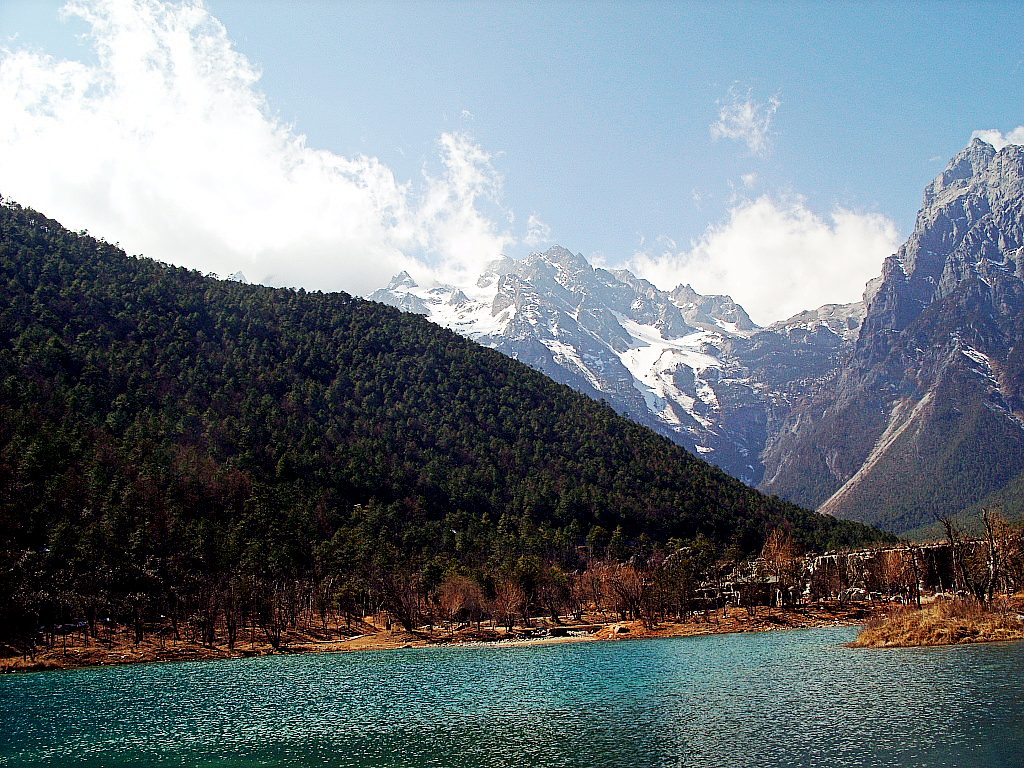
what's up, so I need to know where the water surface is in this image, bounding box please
[2,627,1022,767]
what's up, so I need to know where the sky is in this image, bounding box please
[1,0,1022,324]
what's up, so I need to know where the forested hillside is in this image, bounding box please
[0,199,881,646]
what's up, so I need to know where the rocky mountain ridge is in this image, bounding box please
[373,139,1024,533]
[372,248,860,486]
[762,139,1024,531]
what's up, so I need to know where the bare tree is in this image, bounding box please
[938,514,970,595]
[436,574,483,636]
[222,577,244,650]
[995,515,1024,594]
[585,561,609,618]
[536,565,571,624]
[761,528,798,610]
[566,571,587,622]
[605,563,646,622]
[981,507,1017,601]
[377,567,422,632]
[490,578,526,632]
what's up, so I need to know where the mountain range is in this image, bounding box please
[371,250,863,488]
[372,139,1024,533]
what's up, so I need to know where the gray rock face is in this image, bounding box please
[761,139,1024,532]
[372,246,859,485]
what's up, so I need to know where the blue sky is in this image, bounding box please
[2,0,1022,322]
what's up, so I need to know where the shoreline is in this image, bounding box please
[1,603,872,674]
[849,596,1024,648]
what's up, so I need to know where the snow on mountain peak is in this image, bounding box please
[372,246,860,485]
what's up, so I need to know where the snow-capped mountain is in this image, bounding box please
[374,139,1024,534]
[371,246,857,485]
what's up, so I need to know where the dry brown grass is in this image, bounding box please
[851,597,1024,648]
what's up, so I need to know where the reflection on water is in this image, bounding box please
[2,627,1022,767]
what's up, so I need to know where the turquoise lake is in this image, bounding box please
[2,627,1022,767]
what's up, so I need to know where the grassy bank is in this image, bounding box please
[851,597,1024,648]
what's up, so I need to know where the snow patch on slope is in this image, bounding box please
[614,315,724,430]
[543,339,604,391]
[960,345,993,371]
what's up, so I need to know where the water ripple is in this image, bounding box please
[1,628,1022,767]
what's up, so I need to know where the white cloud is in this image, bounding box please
[627,196,901,325]
[710,86,780,157]
[401,132,514,287]
[740,172,758,189]
[523,213,551,247]
[971,126,1024,150]
[0,0,511,295]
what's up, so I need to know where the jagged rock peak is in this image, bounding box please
[897,138,1024,280]
[609,269,661,296]
[763,137,1024,533]
[922,138,997,210]
[447,289,470,306]
[669,284,757,332]
[669,283,743,310]
[704,294,757,330]
[986,142,1024,202]
[387,270,418,290]
[669,284,702,306]
[945,137,996,182]
[534,245,590,270]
